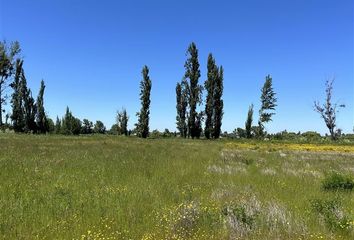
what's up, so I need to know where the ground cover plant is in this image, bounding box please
[0,134,353,239]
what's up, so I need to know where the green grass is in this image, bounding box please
[0,134,353,239]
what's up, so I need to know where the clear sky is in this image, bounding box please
[1,0,353,134]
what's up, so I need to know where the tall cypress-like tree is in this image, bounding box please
[10,59,38,133]
[245,104,254,138]
[20,66,36,133]
[36,80,48,133]
[136,65,152,138]
[213,66,224,139]
[10,59,25,132]
[258,74,277,136]
[176,80,188,138]
[204,54,224,139]
[22,87,36,133]
[184,42,202,139]
[204,54,217,139]
[0,41,21,126]
[121,109,129,136]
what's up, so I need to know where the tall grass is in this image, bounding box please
[0,134,353,239]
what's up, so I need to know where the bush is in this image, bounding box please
[301,131,322,141]
[310,198,351,231]
[322,172,354,191]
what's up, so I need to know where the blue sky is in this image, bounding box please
[1,0,353,134]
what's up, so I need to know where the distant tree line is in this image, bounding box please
[0,40,346,140]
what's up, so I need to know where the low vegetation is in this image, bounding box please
[0,134,353,239]
[322,172,354,191]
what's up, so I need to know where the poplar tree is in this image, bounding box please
[22,88,36,133]
[0,41,21,126]
[184,42,202,139]
[258,74,277,137]
[20,66,37,133]
[136,65,152,138]
[10,59,25,132]
[213,66,224,139]
[117,108,129,136]
[245,104,254,138]
[204,54,217,139]
[175,80,188,137]
[36,80,48,133]
[204,54,224,139]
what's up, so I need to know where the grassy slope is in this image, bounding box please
[0,134,353,239]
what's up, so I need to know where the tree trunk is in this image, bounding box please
[329,128,336,140]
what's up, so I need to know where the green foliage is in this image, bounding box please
[94,120,106,134]
[222,205,257,228]
[10,59,25,132]
[175,81,188,138]
[149,129,175,139]
[136,66,152,138]
[258,74,277,136]
[108,124,119,135]
[204,54,224,140]
[184,42,203,139]
[213,66,224,139]
[10,60,38,133]
[162,128,173,138]
[117,108,129,136]
[235,127,246,138]
[245,104,254,138]
[81,119,93,134]
[150,129,161,138]
[311,198,352,231]
[21,77,37,133]
[322,172,354,191]
[10,59,46,134]
[36,80,48,133]
[61,107,81,135]
[0,40,21,126]
[46,118,55,133]
[55,116,61,134]
[204,54,217,139]
[272,130,299,141]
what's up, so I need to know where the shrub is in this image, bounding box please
[322,172,354,191]
[222,203,259,238]
[310,198,351,231]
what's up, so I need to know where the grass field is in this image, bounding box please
[0,134,353,239]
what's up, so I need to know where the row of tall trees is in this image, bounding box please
[1,40,346,140]
[176,42,224,139]
[0,41,21,127]
[0,41,50,133]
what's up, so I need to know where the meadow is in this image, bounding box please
[0,134,353,239]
